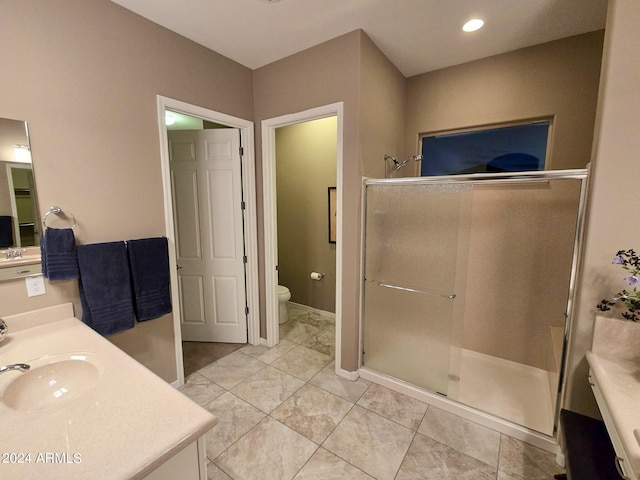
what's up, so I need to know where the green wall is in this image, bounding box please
[276,117,337,313]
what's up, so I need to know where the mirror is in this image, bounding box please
[0,118,40,249]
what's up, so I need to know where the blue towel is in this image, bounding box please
[41,227,79,280]
[77,241,134,335]
[127,237,172,321]
[0,216,13,248]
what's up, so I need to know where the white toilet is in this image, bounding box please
[277,285,291,324]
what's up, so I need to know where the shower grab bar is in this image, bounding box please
[377,281,456,299]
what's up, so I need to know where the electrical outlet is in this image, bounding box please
[25,275,46,297]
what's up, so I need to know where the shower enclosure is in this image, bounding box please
[361,170,587,438]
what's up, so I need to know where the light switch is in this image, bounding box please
[25,275,46,297]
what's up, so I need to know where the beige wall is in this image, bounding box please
[0,0,617,403]
[0,0,254,382]
[253,30,406,371]
[565,0,640,418]
[359,34,407,178]
[404,31,604,172]
[0,9,406,380]
[253,31,361,371]
[463,180,583,370]
[276,117,337,312]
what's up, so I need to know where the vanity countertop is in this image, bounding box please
[586,351,640,478]
[0,304,216,479]
[0,247,41,269]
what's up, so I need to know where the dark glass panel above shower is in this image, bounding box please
[420,122,550,176]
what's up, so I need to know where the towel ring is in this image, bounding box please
[42,205,77,229]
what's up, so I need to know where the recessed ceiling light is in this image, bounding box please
[462,18,484,32]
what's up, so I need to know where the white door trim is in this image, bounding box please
[5,163,33,247]
[261,102,344,374]
[156,95,260,386]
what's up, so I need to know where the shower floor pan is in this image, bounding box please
[456,349,554,436]
[360,348,556,450]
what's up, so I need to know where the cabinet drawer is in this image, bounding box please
[0,263,42,282]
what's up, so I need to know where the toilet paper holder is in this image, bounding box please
[310,272,324,281]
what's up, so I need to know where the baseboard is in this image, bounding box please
[288,301,336,320]
[336,366,359,381]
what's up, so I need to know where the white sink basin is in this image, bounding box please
[2,353,101,411]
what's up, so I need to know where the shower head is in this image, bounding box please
[384,154,423,170]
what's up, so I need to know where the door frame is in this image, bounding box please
[6,163,35,247]
[261,102,344,371]
[156,95,260,386]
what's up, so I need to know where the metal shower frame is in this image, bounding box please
[359,168,589,440]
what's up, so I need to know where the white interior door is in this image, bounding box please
[169,128,247,343]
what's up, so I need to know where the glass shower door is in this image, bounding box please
[362,182,472,396]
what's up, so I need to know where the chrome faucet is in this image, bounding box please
[1,248,25,260]
[0,319,6,343]
[0,322,30,373]
[0,364,30,375]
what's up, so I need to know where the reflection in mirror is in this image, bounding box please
[0,118,40,248]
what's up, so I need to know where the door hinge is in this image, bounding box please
[241,201,246,210]
[245,306,249,315]
[243,255,248,264]
[239,147,244,156]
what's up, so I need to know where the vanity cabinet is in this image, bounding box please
[143,437,207,480]
[558,408,620,479]
[588,363,636,480]
[0,246,42,281]
[0,261,41,281]
[0,304,216,480]
[585,316,640,480]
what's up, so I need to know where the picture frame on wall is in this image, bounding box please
[328,186,337,244]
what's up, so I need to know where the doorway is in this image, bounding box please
[6,163,38,247]
[261,102,344,372]
[157,96,260,386]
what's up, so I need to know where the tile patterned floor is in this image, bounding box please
[178,305,565,480]
[182,341,246,377]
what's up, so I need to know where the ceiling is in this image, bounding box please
[110,0,608,77]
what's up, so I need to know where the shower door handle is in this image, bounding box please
[377,281,456,299]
